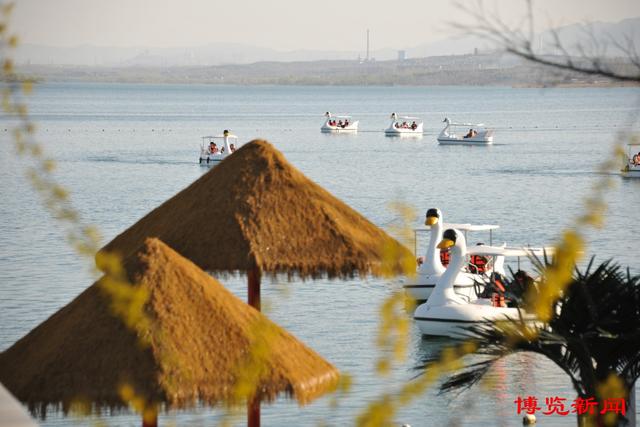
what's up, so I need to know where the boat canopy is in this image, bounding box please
[394,116,422,120]
[325,112,353,119]
[202,134,238,140]
[468,245,555,257]
[447,121,485,127]
[415,223,500,233]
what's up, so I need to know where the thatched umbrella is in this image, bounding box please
[100,139,413,311]
[0,238,339,427]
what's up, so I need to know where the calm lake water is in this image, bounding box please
[1,83,639,426]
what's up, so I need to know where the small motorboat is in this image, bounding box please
[403,208,501,303]
[198,130,238,166]
[437,118,494,145]
[621,143,640,178]
[321,112,359,133]
[385,113,423,136]
[413,229,548,339]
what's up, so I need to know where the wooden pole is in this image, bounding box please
[248,396,261,427]
[248,266,261,311]
[247,266,262,427]
[142,406,158,427]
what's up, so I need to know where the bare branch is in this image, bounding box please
[455,0,640,83]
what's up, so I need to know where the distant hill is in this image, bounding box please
[13,17,640,67]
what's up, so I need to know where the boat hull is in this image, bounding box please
[621,167,640,178]
[321,121,359,133]
[403,272,482,302]
[385,127,423,136]
[198,155,226,166]
[437,136,493,145]
[414,302,536,338]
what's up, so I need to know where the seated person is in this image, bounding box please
[343,120,349,127]
[395,122,400,128]
[634,152,640,166]
[469,243,488,274]
[464,129,474,138]
[338,120,343,127]
[209,142,218,154]
[230,143,236,153]
[439,248,450,267]
[411,121,417,130]
[402,121,408,128]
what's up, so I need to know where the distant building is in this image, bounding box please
[398,50,406,62]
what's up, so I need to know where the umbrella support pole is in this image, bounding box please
[142,413,157,427]
[248,267,261,311]
[248,397,260,427]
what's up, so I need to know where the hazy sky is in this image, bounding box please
[12,0,640,51]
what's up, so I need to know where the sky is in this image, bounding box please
[12,0,640,51]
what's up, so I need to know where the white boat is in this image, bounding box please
[403,208,501,303]
[621,143,640,178]
[198,130,238,166]
[385,113,423,136]
[413,229,545,339]
[437,118,494,145]
[321,112,359,133]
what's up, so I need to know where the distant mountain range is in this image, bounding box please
[14,17,640,67]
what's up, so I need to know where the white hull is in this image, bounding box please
[414,302,536,338]
[437,135,493,145]
[621,166,640,178]
[199,155,225,166]
[403,272,482,302]
[385,126,423,136]
[321,122,359,133]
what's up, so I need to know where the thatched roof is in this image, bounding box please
[100,139,412,278]
[0,238,339,413]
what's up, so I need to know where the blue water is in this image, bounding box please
[1,83,640,426]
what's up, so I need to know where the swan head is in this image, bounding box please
[425,208,442,226]
[437,228,467,256]
[391,112,398,119]
[325,111,331,117]
[443,117,450,123]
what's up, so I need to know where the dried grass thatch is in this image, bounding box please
[100,139,412,278]
[0,238,339,414]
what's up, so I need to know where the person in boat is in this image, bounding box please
[411,121,417,130]
[395,122,400,129]
[230,143,236,153]
[209,142,218,154]
[343,119,349,128]
[469,242,489,274]
[633,152,640,165]
[439,248,450,267]
[338,120,343,127]
[402,121,408,128]
[464,129,474,138]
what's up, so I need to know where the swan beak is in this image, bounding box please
[437,239,454,249]
[425,217,438,226]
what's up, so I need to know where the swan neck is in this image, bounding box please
[421,222,445,275]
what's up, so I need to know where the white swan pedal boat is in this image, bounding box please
[321,112,359,133]
[414,229,550,339]
[403,208,501,303]
[198,131,238,166]
[437,118,494,145]
[385,113,423,136]
[621,143,640,178]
